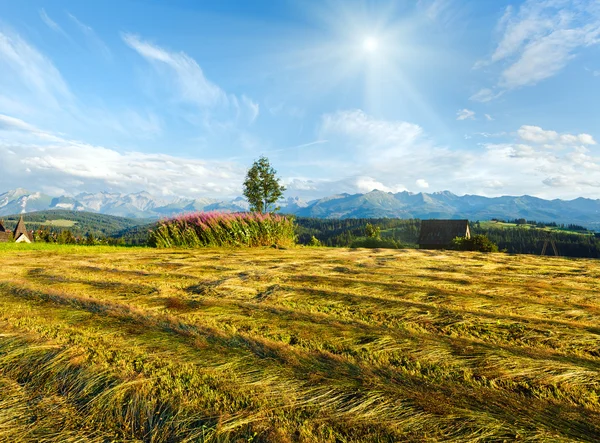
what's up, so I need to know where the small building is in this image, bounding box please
[418,219,470,249]
[13,215,33,243]
[0,220,10,242]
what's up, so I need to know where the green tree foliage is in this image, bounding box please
[85,233,97,246]
[243,156,286,213]
[365,223,381,239]
[308,235,322,247]
[295,218,420,248]
[472,223,600,258]
[452,234,499,252]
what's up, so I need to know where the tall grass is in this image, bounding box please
[148,211,296,248]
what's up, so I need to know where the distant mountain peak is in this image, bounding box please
[0,188,599,230]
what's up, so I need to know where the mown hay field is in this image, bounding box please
[0,244,599,442]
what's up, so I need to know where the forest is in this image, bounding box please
[7,210,600,259]
[296,217,600,258]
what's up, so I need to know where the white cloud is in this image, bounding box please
[39,9,68,37]
[475,0,600,96]
[239,95,260,124]
[312,110,468,197]
[67,13,111,60]
[0,114,38,133]
[355,177,406,193]
[312,109,600,199]
[320,109,423,148]
[578,133,596,145]
[457,109,476,120]
[474,131,507,138]
[416,179,430,188]
[122,33,259,125]
[0,116,244,197]
[518,125,596,145]
[3,110,600,200]
[123,33,224,107]
[543,176,572,187]
[470,88,504,103]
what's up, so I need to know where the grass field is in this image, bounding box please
[0,244,599,442]
[41,219,78,228]
[479,220,594,236]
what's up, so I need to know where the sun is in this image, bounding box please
[363,36,378,52]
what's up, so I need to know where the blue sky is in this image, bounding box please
[1,0,600,200]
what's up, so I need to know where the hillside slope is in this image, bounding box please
[0,246,598,441]
[1,210,150,237]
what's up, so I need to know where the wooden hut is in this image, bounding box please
[13,215,33,243]
[418,219,470,249]
[0,220,9,242]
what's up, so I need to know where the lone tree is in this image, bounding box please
[365,223,381,239]
[243,156,286,213]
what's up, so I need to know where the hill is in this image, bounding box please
[0,245,598,441]
[1,210,150,238]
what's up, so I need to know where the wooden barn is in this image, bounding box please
[418,219,470,249]
[0,220,9,242]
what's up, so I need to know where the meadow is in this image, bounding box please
[0,243,599,442]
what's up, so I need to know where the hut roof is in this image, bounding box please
[13,215,32,242]
[418,219,470,246]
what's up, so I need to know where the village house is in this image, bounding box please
[0,216,34,243]
[418,219,470,249]
[0,220,9,242]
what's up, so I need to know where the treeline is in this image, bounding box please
[19,211,600,258]
[295,218,420,247]
[496,218,593,233]
[34,228,126,246]
[472,223,600,258]
[296,217,600,258]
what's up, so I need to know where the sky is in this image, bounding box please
[1,0,600,201]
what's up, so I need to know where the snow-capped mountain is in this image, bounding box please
[0,189,252,219]
[1,188,600,230]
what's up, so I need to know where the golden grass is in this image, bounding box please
[0,244,599,441]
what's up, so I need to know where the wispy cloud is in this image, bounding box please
[474,0,600,99]
[470,88,504,103]
[0,114,65,142]
[417,0,463,27]
[122,33,259,126]
[67,12,111,60]
[39,9,68,37]
[456,109,475,120]
[0,28,165,142]
[0,29,73,110]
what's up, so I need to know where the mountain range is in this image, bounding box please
[1,188,599,229]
